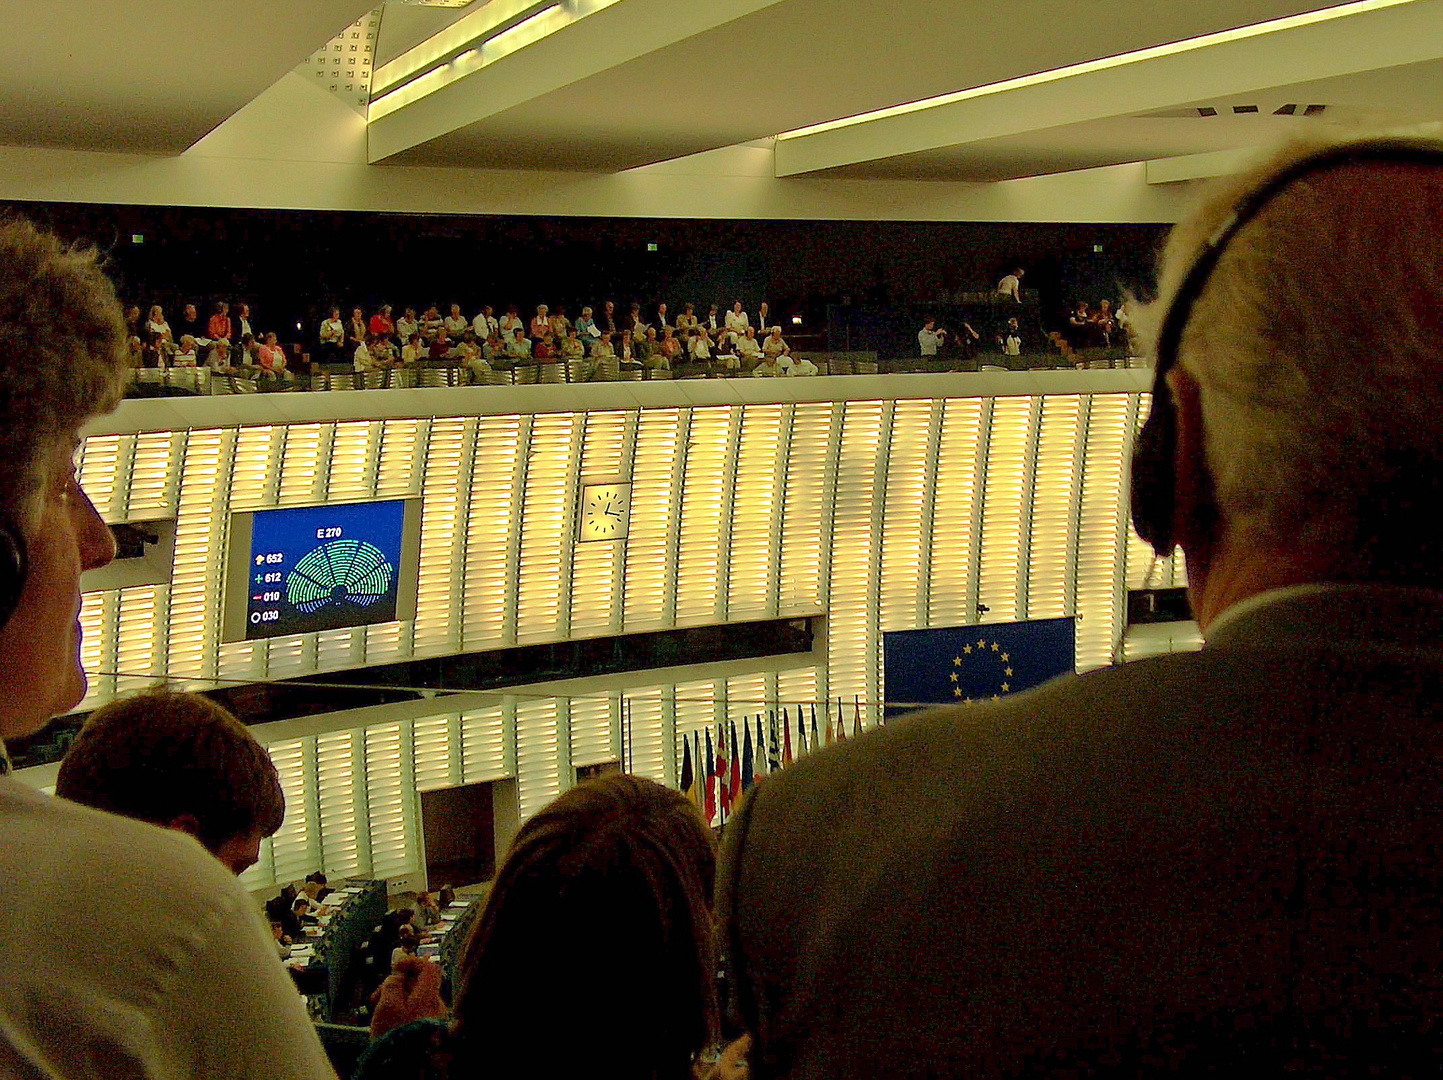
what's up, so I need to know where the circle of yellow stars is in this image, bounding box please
[950,638,1014,704]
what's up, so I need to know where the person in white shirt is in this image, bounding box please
[401,332,425,365]
[690,327,713,363]
[498,305,524,338]
[354,335,379,372]
[395,307,419,342]
[762,326,790,360]
[752,355,779,377]
[997,267,1024,303]
[918,318,947,357]
[473,305,498,340]
[736,326,764,368]
[0,216,336,1080]
[444,304,468,338]
[319,306,345,361]
[724,301,749,342]
[785,354,818,376]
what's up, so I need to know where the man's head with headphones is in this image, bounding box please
[0,217,127,748]
[1130,135,1443,632]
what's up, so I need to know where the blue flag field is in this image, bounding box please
[883,617,1076,718]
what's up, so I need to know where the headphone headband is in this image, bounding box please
[1132,138,1443,555]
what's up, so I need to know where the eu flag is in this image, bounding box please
[883,618,1076,718]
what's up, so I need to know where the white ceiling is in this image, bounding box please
[5,0,1443,182]
[0,0,376,153]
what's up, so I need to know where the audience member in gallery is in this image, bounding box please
[548,305,571,340]
[177,301,204,344]
[207,299,232,344]
[0,216,335,1078]
[736,326,763,365]
[233,301,254,344]
[689,326,713,363]
[676,302,698,330]
[318,305,345,361]
[419,305,443,342]
[144,305,172,350]
[530,304,551,341]
[444,303,468,339]
[655,301,671,330]
[473,304,498,340]
[347,305,368,352]
[598,299,620,337]
[997,265,1024,302]
[173,335,199,365]
[401,332,425,365]
[660,327,683,366]
[533,332,556,361]
[593,331,616,362]
[353,334,379,372]
[785,354,818,376]
[720,135,1443,1078]
[369,303,395,340]
[575,306,598,348]
[755,301,771,334]
[703,304,722,334]
[206,338,236,373]
[498,304,524,339]
[560,327,585,366]
[125,335,145,368]
[725,301,749,342]
[256,331,288,377]
[441,775,721,1080]
[396,306,419,342]
[752,355,779,377]
[761,325,790,360]
[429,327,454,360]
[506,327,532,360]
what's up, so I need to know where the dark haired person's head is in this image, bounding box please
[0,218,126,741]
[55,689,284,874]
[451,774,718,1078]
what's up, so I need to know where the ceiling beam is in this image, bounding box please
[773,0,1443,178]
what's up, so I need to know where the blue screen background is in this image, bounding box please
[245,500,407,639]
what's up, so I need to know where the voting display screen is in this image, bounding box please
[224,500,420,642]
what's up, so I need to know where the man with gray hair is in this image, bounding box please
[0,219,335,1077]
[720,136,1443,1078]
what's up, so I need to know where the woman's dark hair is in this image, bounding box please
[451,774,718,1079]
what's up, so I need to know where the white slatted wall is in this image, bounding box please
[74,386,1163,889]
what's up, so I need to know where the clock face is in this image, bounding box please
[579,483,631,542]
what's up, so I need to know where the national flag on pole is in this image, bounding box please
[810,704,820,750]
[853,696,863,738]
[796,705,807,757]
[767,712,781,772]
[741,720,755,792]
[693,732,705,813]
[715,721,729,817]
[883,618,1077,718]
[680,735,695,803]
[836,699,848,743]
[728,719,741,809]
[782,711,793,765]
[825,704,834,745]
[703,728,716,823]
[755,716,766,776]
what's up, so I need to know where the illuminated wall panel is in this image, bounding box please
[623,409,681,631]
[675,407,731,625]
[70,378,1162,889]
[728,405,783,621]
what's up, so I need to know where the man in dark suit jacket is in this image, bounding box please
[719,136,1443,1078]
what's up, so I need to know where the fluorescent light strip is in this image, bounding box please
[369,0,622,120]
[776,0,1420,141]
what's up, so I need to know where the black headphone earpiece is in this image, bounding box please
[0,518,28,630]
[1129,138,1443,556]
